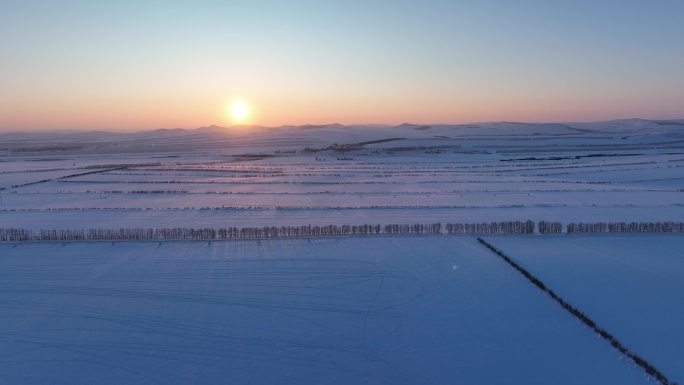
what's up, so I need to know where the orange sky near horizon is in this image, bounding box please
[2,92,682,131]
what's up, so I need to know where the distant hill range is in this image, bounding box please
[1,118,683,157]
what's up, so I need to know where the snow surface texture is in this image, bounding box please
[1,119,684,229]
[483,234,684,383]
[0,237,652,385]
[1,120,683,384]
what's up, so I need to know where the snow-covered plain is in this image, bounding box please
[1,119,684,229]
[1,119,684,384]
[0,237,652,385]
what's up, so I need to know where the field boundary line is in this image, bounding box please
[477,237,675,385]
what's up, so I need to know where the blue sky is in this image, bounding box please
[1,0,683,129]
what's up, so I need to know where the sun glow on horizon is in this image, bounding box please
[228,101,250,124]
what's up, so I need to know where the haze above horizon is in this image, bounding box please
[1,0,683,131]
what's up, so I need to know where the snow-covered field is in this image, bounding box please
[1,119,683,384]
[2,120,684,229]
[0,236,653,384]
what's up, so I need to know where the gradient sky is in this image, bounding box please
[1,0,683,130]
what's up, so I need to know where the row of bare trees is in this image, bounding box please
[3,221,684,242]
[567,222,684,233]
[0,228,32,241]
[0,223,442,242]
[84,190,189,194]
[384,223,442,234]
[538,221,563,234]
[476,237,671,385]
[446,220,534,234]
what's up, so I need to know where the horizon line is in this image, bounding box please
[2,116,684,134]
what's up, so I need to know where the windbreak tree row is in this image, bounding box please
[446,220,534,234]
[4,221,684,241]
[567,222,684,233]
[476,238,673,385]
[538,221,563,234]
[0,223,442,242]
[0,228,32,241]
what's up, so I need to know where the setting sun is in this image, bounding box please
[228,101,250,123]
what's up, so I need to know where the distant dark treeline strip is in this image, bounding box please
[3,221,684,242]
[2,167,126,191]
[446,220,534,234]
[567,222,684,233]
[538,221,563,234]
[0,204,577,212]
[0,223,442,242]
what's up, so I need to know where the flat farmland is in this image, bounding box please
[0,236,652,385]
[1,120,684,384]
[2,127,684,230]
